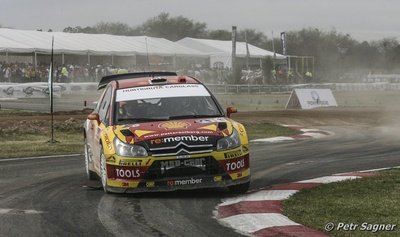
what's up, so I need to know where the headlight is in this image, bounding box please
[217,128,241,151]
[114,138,148,157]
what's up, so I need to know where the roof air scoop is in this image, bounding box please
[150,77,168,84]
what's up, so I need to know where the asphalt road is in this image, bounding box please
[1,125,400,237]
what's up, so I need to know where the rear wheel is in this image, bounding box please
[100,149,110,193]
[228,181,250,194]
[84,137,97,180]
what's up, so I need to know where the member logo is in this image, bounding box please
[150,135,210,144]
[159,121,191,130]
[167,178,203,186]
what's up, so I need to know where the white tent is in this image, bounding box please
[0,28,205,57]
[176,37,286,68]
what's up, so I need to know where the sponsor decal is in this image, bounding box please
[198,124,217,131]
[23,87,34,96]
[115,168,141,179]
[146,181,155,188]
[4,87,14,96]
[160,158,206,174]
[118,159,143,166]
[225,159,245,172]
[196,118,226,124]
[143,130,214,139]
[107,165,148,180]
[150,135,209,145]
[167,178,203,186]
[134,130,155,138]
[116,84,210,102]
[103,133,113,150]
[224,150,243,159]
[307,90,329,106]
[159,121,191,130]
[214,176,222,182]
[220,155,249,173]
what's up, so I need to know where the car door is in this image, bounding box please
[88,85,113,172]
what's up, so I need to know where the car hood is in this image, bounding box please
[113,117,233,145]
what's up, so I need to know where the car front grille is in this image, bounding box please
[145,156,224,179]
[149,141,213,157]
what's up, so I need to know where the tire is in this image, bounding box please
[228,181,250,194]
[84,137,97,180]
[100,149,110,193]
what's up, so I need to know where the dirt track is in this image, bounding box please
[1,107,394,134]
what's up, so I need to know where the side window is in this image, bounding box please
[98,86,112,124]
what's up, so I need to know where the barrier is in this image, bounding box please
[2,82,400,98]
[0,83,61,99]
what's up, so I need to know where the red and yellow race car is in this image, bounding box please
[84,72,250,193]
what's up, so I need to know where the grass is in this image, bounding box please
[0,133,83,158]
[0,110,299,158]
[283,169,400,237]
[244,123,302,140]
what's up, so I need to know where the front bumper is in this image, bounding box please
[103,146,250,193]
[106,171,250,193]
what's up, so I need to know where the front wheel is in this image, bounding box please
[84,137,97,180]
[100,149,110,193]
[228,181,250,194]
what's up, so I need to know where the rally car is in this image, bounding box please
[84,72,250,193]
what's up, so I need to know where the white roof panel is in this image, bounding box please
[176,37,286,59]
[0,28,205,57]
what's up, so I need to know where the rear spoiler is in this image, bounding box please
[97,71,177,90]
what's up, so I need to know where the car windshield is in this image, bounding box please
[116,84,223,123]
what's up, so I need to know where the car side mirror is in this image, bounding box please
[87,112,100,125]
[226,107,237,118]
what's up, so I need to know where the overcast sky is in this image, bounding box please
[1,0,398,42]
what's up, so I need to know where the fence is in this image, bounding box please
[2,82,400,99]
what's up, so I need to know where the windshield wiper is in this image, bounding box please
[118,117,170,123]
[168,114,222,120]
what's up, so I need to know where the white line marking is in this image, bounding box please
[0,208,44,214]
[296,176,359,184]
[251,136,295,143]
[219,213,300,233]
[220,190,298,206]
[301,132,328,138]
[0,154,82,162]
[356,167,400,173]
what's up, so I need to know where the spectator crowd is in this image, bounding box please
[1,61,309,85]
[0,62,130,83]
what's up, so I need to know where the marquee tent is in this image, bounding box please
[0,28,205,57]
[176,37,286,68]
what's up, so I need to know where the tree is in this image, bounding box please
[238,29,268,48]
[94,22,134,35]
[134,12,207,41]
[63,26,97,34]
[207,29,231,40]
